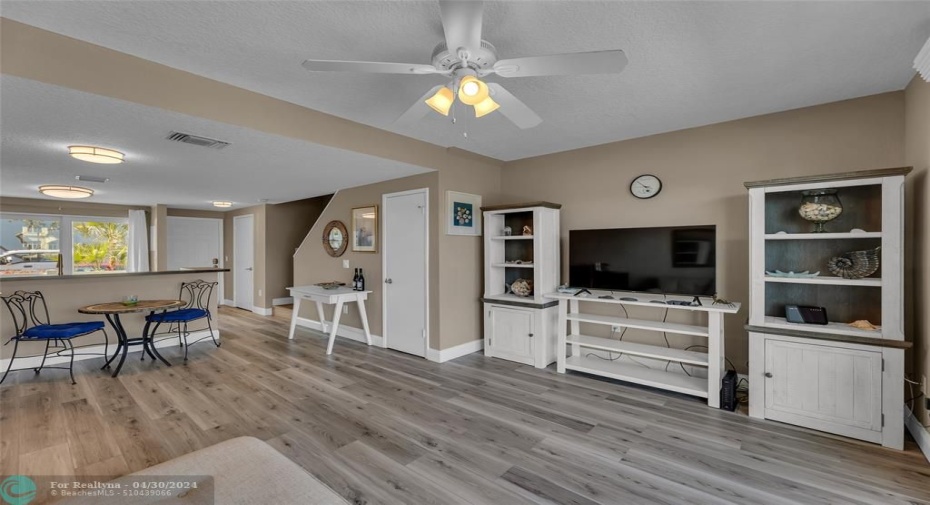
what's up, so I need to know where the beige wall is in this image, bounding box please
[294,172,442,347]
[265,196,331,303]
[166,208,226,219]
[905,75,930,428]
[438,163,504,348]
[501,92,906,372]
[0,271,221,360]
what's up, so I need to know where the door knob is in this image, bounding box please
[385,278,393,284]
[245,267,253,271]
[764,372,773,378]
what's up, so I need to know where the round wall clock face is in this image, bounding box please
[630,174,662,199]
[322,220,348,257]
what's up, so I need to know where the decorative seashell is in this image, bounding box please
[848,320,881,330]
[522,225,532,236]
[508,278,533,297]
[827,247,881,279]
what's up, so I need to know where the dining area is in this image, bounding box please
[0,269,225,385]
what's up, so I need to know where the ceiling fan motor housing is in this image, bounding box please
[431,40,498,72]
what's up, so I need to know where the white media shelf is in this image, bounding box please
[490,235,534,241]
[763,275,881,287]
[546,290,741,407]
[763,232,882,240]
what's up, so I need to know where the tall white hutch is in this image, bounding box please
[481,202,561,368]
[745,167,911,449]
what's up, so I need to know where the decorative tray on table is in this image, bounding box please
[314,281,346,290]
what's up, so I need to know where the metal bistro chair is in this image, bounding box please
[1,291,109,385]
[147,279,219,361]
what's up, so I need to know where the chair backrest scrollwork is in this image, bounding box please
[1,290,50,336]
[179,280,218,313]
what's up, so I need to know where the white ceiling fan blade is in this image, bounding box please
[394,85,445,125]
[440,0,484,54]
[302,59,447,75]
[492,50,628,78]
[487,83,541,129]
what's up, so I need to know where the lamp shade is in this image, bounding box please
[39,185,94,199]
[458,76,490,106]
[68,146,124,164]
[473,97,500,118]
[425,86,455,116]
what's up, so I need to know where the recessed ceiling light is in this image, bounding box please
[68,145,124,164]
[212,201,233,208]
[39,185,94,199]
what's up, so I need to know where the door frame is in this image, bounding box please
[381,187,429,356]
[166,216,224,298]
[233,214,255,311]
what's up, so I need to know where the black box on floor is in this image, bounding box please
[720,370,738,411]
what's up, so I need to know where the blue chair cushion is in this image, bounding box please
[22,321,104,339]
[146,308,208,323]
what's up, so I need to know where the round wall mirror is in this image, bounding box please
[322,220,348,257]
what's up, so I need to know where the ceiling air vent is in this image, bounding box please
[75,175,109,183]
[166,131,230,149]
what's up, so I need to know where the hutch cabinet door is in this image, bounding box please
[486,305,535,365]
[764,339,882,433]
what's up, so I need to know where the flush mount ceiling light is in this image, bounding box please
[39,185,94,199]
[68,145,124,164]
[212,201,233,208]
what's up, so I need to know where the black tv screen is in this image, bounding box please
[569,225,717,296]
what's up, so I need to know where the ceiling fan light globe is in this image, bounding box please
[424,86,455,116]
[473,97,500,118]
[458,76,490,105]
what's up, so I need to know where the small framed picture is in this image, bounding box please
[446,191,482,236]
[351,205,378,252]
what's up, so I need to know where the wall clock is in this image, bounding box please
[322,220,348,257]
[630,174,662,199]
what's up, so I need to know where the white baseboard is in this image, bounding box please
[295,317,384,347]
[427,339,484,363]
[252,306,273,316]
[272,297,294,306]
[223,299,235,306]
[0,329,220,371]
[905,406,930,464]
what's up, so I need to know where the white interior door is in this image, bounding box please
[167,217,222,269]
[383,188,428,357]
[233,214,254,310]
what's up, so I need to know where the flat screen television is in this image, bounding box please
[569,225,717,296]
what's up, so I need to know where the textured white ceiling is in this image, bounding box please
[0,76,431,209]
[2,1,929,161]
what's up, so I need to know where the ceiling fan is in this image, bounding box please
[301,0,628,129]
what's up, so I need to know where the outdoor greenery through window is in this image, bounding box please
[73,220,129,274]
[0,213,128,276]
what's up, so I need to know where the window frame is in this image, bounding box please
[1,212,129,276]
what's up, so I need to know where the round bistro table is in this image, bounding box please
[79,300,184,377]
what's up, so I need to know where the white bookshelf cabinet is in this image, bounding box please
[745,167,912,449]
[482,203,561,368]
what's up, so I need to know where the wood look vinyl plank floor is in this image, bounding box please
[1,306,928,505]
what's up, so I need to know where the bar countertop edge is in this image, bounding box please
[0,268,229,282]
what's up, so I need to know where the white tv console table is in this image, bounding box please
[545,290,740,407]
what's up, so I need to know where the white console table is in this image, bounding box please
[287,286,372,355]
[545,291,740,407]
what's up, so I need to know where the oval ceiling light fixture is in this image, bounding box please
[68,145,124,164]
[39,185,94,199]
[212,201,233,208]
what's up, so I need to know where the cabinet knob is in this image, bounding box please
[764,372,773,378]
[528,333,534,338]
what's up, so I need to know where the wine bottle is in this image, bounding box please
[358,268,366,292]
[353,268,360,291]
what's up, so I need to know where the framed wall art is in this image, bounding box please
[446,191,482,236]
[351,205,378,252]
